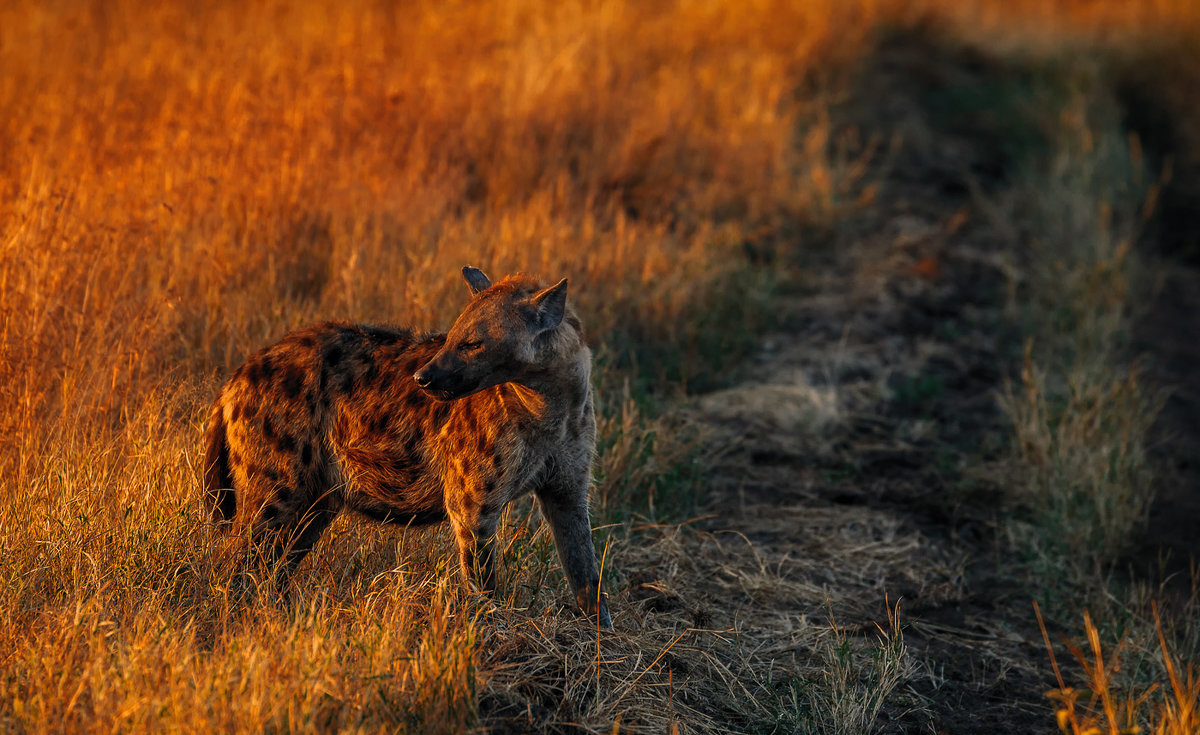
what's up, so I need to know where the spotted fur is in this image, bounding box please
[203,266,610,626]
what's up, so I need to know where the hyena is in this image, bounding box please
[203,266,611,626]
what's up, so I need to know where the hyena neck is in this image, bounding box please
[509,322,591,421]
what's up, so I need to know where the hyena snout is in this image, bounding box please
[413,356,483,400]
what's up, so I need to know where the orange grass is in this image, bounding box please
[1036,600,1200,735]
[0,1,873,730]
[3,0,1200,731]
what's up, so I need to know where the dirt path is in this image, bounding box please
[667,197,1050,731]
[629,31,1200,732]
[1134,264,1200,584]
[619,36,1058,732]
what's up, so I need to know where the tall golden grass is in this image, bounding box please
[3,0,1200,731]
[0,1,871,730]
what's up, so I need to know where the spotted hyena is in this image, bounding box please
[203,266,611,626]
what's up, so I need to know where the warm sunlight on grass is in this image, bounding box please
[0,1,866,730]
[3,0,1200,731]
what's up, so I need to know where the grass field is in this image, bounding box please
[3,0,1200,732]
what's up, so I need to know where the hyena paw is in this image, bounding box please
[575,585,612,628]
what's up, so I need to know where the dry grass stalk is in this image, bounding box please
[1002,343,1160,572]
[802,598,914,735]
[1035,600,1200,735]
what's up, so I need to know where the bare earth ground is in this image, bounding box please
[480,34,1200,733]
[631,182,1050,731]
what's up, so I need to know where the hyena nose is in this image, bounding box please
[413,371,432,388]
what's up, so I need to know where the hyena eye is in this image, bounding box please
[458,340,484,353]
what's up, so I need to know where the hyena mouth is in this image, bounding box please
[422,387,462,401]
[416,378,481,402]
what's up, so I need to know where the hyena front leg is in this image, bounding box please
[536,475,611,628]
[446,495,500,594]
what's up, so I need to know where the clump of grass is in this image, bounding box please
[804,600,913,735]
[761,599,914,735]
[983,59,1165,578]
[592,397,707,523]
[1035,600,1200,735]
[1003,344,1160,576]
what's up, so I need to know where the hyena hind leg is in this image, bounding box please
[245,496,340,602]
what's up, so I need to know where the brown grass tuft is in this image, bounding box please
[1036,600,1200,735]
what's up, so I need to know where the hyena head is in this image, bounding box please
[413,266,570,400]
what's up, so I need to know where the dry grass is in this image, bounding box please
[794,600,915,735]
[4,0,1200,732]
[1037,598,1200,735]
[0,1,876,730]
[986,62,1165,578]
[973,25,1200,735]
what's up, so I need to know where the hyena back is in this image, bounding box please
[204,266,610,626]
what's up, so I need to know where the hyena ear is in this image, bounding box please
[462,266,492,296]
[526,278,568,332]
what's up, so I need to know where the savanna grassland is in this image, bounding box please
[3,1,1200,732]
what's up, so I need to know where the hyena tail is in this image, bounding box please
[204,405,236,526]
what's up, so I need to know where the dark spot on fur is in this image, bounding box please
[304,389,318,415]
[247,354,275,384]
[369,411,390,434]
[460,492,481,514]
[362,360,380,385]
[244,361,262,384]
[402,432,421,455]
[405,392,423,410]
[323,343,345,368]
[363,326,405,346]
[339,372,356,395]
[483,479,496,496]
[262,415,276,441]
[281,365,304,399]
[297,335,317,349]
[301,442,313,465]
[274,431,296,454]
[247,463,283,485]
